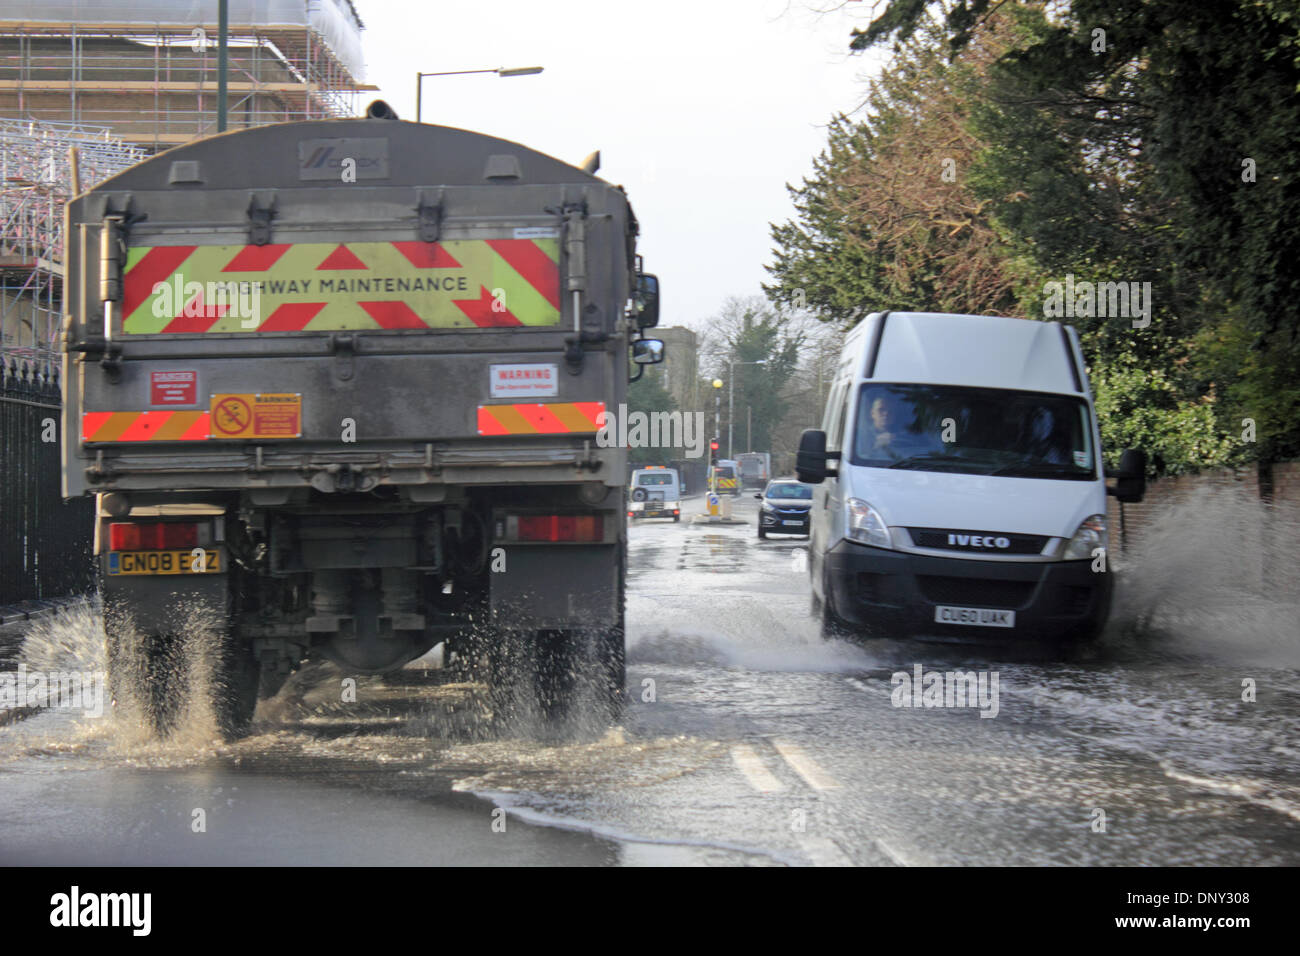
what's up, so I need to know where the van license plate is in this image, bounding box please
[107,549,221,576]
[934,605,1015,628]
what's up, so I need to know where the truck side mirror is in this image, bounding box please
[796,429,837,484]
[1107,448,1147,503]
[634,274,660,329]
[632,338,663,365]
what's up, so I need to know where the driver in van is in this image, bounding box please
[867,395,929,458]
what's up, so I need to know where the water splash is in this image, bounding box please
[1108,486,1300,664]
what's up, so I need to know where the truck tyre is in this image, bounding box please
[106,626,188,737]
[631,488,648,502]
[531,626,625,725]
[210,638,260,741]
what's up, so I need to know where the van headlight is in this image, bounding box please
[846,498,891,549]
[1062,514,1107,560]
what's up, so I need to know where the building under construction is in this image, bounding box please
[0,0,371,363]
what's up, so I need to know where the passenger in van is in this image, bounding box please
[1024,407,1070,464]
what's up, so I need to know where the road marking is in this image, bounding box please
[772,739,841,791]
[797,835,856,867]
[730,744,786,793]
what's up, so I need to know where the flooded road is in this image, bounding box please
[2,493,1297,866]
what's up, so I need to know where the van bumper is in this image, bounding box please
[824,539,1112,642]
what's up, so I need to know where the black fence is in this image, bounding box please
[0,359,95,605]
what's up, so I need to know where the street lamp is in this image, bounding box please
[711,379,723,494]
[728,360,766,459]
[415,66,544,123]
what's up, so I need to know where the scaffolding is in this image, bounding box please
[0,117,145,363]
[0,1,373,365]
[0,0,374,152]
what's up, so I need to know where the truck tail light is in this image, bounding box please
[109,521,205,550]
[512,514,604,542]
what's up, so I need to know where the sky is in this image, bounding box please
[357,0,889,334]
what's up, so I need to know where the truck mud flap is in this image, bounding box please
[490,544,619,629]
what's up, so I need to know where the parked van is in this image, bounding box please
[797,312,1146,643]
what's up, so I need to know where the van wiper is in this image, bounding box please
[988,462,1087,478]
[885,454,963,470]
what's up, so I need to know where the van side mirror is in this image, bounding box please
[634,274,660,329]
[796,429,838,484]
[1107,448,1147,503]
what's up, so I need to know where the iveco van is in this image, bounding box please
[797,312,1146,643]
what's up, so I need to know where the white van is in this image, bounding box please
[797,311,1146,643]
[629,466,682,522]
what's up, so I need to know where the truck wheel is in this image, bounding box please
[210,638,260,741]
[106,626,188,737]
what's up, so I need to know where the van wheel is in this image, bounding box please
[818,569,853,640]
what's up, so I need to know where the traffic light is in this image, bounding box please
[710,438,719,464]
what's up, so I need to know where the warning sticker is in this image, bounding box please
[209,393,302,439]
[150,370,197,405]
[490,363,558,397]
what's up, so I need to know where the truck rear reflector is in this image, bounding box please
[477,402,605,435]
[109,521,204,551]
[511,515,604,542]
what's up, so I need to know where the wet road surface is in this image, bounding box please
[2,492,1297,865]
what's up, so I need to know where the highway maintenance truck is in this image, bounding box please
[61,102,663,738]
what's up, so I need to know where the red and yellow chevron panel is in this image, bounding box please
[121,238,561,334]
[82,411,210,443]
[477,402,605,436]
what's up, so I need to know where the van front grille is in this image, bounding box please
[909,528,1048,555]
[917,576,1036,609]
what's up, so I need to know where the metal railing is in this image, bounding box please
[0,358,94,604]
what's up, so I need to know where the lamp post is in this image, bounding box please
[711,379,723,494]
[415,66,544,124]
[728,359,766,459]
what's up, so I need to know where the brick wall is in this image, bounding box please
[1107,461,1300,596]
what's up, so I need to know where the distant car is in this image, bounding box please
[629,466,682,522]
[756,478,814,538]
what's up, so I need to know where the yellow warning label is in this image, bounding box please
[209,393,302,439]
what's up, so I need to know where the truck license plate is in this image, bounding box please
[934,605,1015,628]
[107,549,221,576]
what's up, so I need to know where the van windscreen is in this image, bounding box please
[851,384,1095,479]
